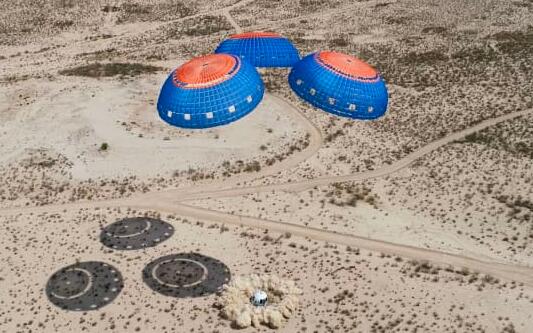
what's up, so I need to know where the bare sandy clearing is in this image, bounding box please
[0,77,307,180]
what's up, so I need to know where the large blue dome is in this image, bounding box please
[215,32,300,68]
[288,51,388,120]
[157,54,264,129]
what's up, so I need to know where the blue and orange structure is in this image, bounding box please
[288,51,388,120]
[215,32,300,68]
[157,54,264,129]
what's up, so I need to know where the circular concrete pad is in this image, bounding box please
[46,261,123,311]
[100,217,174,250]
[143,253,231,298]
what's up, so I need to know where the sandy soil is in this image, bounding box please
[0,0,532,331]
[0,77,308,180]
[1,210,533,333]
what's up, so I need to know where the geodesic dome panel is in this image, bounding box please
[288,51,388,120]
[215,32,300,68]
[157,54,264,129]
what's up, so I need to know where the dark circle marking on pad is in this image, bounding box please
[100,217,174,250]
[142,253,230,298]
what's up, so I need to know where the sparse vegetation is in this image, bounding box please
[115,1,196,23]
[99,142,109,151]
[328,36,349,48]
[455,116,533,159]
[59,63,162,78]
[1,0,532,331]
[325,182,379,208]
[177,15,233,37]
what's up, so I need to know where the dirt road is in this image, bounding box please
[142,107,533,202]
[1,107,531,287]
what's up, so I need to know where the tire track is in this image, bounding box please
[147,108,533,202]
[126,201,533,288]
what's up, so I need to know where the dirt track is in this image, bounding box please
[1,100,532,286]
[141,106,533,202]
[137,201,533,288]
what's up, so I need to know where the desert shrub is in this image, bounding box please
[455,117,533,159]
[421,26,447,34]
[121,3,150,15]
[59,63,162,77]
[451,45,498,62]
[101,5,120,13]
[299,0,342,11]
[491,27,533,56]
[117,1,195,23]
[179,15,232,36]
[329,36,349,48]
[53,20,74,29]
[400,50,449,66]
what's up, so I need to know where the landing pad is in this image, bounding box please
[45,261,123,311]
[100,217,174,250]
[142,253,231,298]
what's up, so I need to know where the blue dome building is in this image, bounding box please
[157,54,264,129]
[288,51,388,120]
[215,32,300,68]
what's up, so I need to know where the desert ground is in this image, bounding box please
[0,0,532,332]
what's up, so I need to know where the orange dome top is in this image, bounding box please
[230,31,281,39]
[317,51,378,81]
[174,54,239,88]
